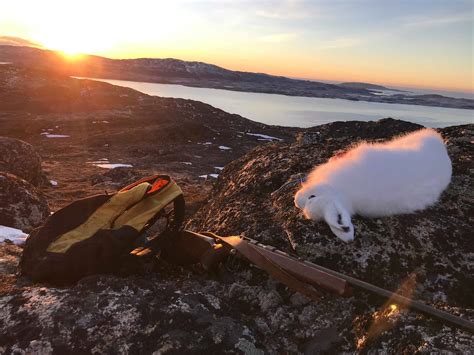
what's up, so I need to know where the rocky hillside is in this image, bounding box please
[0,45,371,98]
[0,118,472,353]
[187,118,474,351]
[0,64,296,211]
[1,45,473,109]
[339,82,394,90]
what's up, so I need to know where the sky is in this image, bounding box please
[0,0,473,92]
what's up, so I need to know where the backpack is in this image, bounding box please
[20,174,185,285]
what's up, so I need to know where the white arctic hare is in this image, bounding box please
[294,128,452,242]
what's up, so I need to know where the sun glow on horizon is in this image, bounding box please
[1,0,472,93]
[36,27,116,58]
[40,41,100,58]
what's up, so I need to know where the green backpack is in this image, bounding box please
[20,174,185,285]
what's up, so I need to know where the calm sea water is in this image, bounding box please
[93,78,473,128]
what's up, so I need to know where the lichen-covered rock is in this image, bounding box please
[188,118,474,352]
[0,119,472,354]
[91,167,142,187]
[0,172,50,232]
[0,137,44,186]
[0,265,271,354]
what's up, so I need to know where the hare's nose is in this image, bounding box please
[341,226,350,233]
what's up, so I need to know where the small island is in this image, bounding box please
[338,82,403,91]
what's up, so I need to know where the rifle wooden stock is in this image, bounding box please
[197,232,474,334]
[200,232,347,296]
[240,238,348,295]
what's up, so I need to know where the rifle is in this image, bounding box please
[158,230,474,334]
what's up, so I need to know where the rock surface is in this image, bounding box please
[0,65,298,211]
[90,167,142,188]
[0,119,472,354]
[188,118,474,351]
[0,172,50,233]
[0,137,44,186]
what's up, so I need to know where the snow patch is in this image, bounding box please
[49,180,58,186]
[199,174,219,179]
[87,158,109,164]
[246,132,283,141]
[93,163,133,169]
[44,134,70,138]
[0,225,28,245]
[181,162,193,165]
[219,145,232,150]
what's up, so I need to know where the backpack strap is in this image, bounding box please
[21,175,185,284]
[46,175,183,254]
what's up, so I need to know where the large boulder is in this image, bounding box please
[187,119,474,351]
[0,172,50,232]
[0,119,472,354]
[0,137,44,186]
[91,167,142,187]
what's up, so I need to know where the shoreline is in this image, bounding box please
[76,73,474,111]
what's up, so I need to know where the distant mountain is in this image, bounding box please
[339,82,401,91]
[0,36,43,48]
[0,45,472,110]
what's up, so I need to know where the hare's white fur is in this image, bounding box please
[294,129,452,242]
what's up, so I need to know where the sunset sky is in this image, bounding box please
[1,0,472,92]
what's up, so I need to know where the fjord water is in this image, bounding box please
[96,78,473,128]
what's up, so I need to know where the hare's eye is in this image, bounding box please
[337,213,342,225]
[308,195,316,199]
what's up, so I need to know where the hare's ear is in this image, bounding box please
[298,173,306,186]
[323,201,354,242]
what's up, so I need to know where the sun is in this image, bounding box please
[54,42,82,56]
[60,50,84,60]
[40,36,95,57]
[52,44,84,59]
[36,26,113,58]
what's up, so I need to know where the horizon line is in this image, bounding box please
[2,43,473,95]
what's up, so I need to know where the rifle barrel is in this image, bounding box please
[303,259,474,333]
[244,236,474,334]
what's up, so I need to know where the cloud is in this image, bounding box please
[0,36,43,47]
[255,0,313,20]
[402,13,472,28]
[259,33,297,43]
[259,31,366,49]
[314,36,365,50]
[256,9,307,20]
